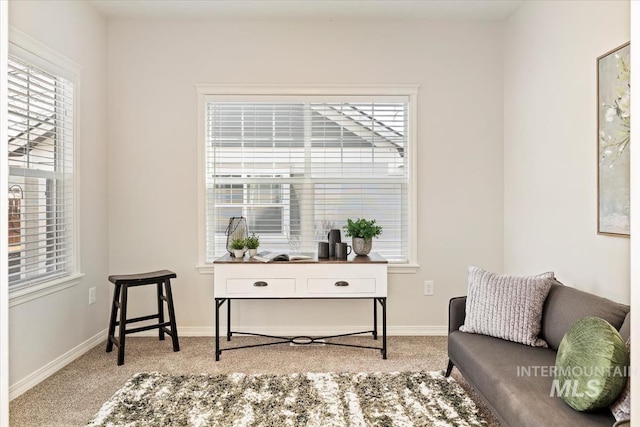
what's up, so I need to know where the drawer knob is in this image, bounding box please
[253,281,268,287]
[335,281,349,287]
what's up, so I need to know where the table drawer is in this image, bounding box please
[307,278,376,295]
[226,278,295,295]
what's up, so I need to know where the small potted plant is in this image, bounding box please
[344,218,383,256]
[230,238,246,258]
[245,233,260,257]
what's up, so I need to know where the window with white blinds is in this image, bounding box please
[7,54,75,288]
[204,93,413,263]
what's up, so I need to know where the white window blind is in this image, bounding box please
[7,55,74,288]
[205,97,409,262]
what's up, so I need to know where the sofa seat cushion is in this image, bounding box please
[448,331,616,427]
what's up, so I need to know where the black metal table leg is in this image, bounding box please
[227,299,232,341]
[373,298,378,340]
[215,298,221,361]
[381,297,387,359]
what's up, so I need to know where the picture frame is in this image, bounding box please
[597,42,630,237]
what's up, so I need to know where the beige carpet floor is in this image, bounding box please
[9,336,500,426]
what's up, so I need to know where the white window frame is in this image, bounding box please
[7,28,83,306]
[196,84,419,274]
[1,2,9,421]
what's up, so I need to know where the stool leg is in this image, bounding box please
[106,283,121,353]
[117,285,128,365]
[164,278,180,352]
[157,281,165,341]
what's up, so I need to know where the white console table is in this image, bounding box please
[213,253,388,361]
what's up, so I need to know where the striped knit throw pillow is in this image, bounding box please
[460,266,554,347]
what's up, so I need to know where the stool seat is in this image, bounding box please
[106,270,179,365]
[109,270,177,285]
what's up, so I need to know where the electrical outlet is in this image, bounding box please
[424,280,434,296]
[89,287,96,305]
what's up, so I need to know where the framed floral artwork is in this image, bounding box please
[597,42,630,237]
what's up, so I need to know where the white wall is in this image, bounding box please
[504,1,630,303]
[108,19,505,333]
[629,1,639,418]
[8,0,109,391]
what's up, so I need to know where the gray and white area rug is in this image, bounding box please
[88,371,487,426]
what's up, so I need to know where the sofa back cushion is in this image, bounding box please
[619,313,631,342]
[540,283,630,350]
[459,266,554,347]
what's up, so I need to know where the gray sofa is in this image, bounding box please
[446,282,630,427]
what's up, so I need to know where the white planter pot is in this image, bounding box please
[248,248,258,257]
[352,237,372,256]
[233,249,245,258]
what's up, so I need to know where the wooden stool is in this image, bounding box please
[106,270,180,365]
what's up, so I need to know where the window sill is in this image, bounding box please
[388,263,419,274]
[9,272,85,308]
[196,264,215,275]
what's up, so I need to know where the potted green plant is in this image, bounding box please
[230,238,246,258]
[343,218,383,256]
[245,233,260,257]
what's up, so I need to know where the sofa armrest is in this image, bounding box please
[448,296,467,334]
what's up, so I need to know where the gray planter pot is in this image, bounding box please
[352,237,372,256]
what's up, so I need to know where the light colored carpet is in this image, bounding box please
[88,371,488,426]
[9,336,500,426]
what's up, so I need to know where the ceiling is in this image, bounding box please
[87,0,523,22]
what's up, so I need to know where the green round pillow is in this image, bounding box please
[555,317,629,411]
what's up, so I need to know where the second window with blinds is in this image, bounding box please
[7,48,76,289]
[201,88,417,266]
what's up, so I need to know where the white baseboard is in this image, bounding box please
[9,328,107,401]
[386,326,447,336]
